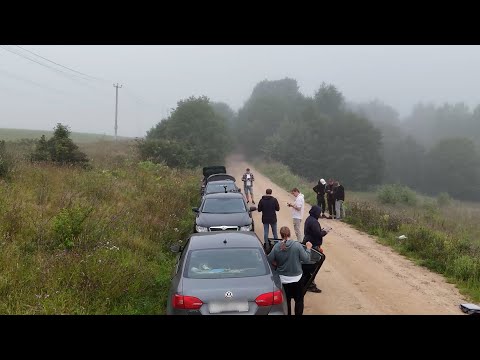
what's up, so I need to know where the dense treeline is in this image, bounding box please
[234,78,384,190]
[135,79,480,201]
[138,96,232,168]
[231,78,480,201]
[349,100,480,200]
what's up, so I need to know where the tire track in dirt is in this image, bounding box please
[227,154,466,314]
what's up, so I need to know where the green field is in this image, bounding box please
[0,128,131,143]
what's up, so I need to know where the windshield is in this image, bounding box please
[202,198,246,213]
[185,248,268,279]
[206,182,237,194]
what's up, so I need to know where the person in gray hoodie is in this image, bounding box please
[267,226,312,316]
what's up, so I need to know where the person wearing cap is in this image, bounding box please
[313,178,327,219]
[241,168,255,204]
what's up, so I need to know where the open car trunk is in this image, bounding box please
[203,166,226,178]
[206,174,236,183]
[264,239,326,296]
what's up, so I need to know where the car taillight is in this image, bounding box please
[255,290,283,306]
[173,294,203,310]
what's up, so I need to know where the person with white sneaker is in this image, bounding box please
[334,180,345,220]
[287,187,305,242]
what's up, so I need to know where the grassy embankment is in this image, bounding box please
[0,139,200,314]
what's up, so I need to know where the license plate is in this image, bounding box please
[208,301,249,314]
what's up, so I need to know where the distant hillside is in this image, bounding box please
[0,128,131,143]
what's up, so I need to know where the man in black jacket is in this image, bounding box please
[257,188,280,250]
[325,178,336,219]
[303,205,328,293]
[313,178,327,218]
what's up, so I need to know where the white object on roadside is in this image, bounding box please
[398,235,407,240]
[460,303,480,314]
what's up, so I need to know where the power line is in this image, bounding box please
[3,45,158,108]
[1,45,159,135]
[0,67,72,96]
[0,45,89,81]
[0,45,103,90]
[14,45,109,82]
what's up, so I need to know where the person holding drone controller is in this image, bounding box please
[287,188,305,242]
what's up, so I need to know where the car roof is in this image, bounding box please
[202,192,244,199]
[188,231,262,250]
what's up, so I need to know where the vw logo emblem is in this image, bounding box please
[225,291,233,299]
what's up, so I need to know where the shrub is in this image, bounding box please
[52,206,93,249]
[31,124,89,166]
[377,184,418,205]
[437,192,452,207]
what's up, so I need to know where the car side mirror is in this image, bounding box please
[192,207,199,213]
[170,244,182,253]
[249,206,257,212]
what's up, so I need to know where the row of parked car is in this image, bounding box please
[192,166,257,233]
[166,166,325,315]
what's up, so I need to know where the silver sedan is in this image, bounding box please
[166,231,287,315]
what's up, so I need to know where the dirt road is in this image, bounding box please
[227,155,466,314]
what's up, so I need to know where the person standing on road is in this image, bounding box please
[257,188,280,251]
[287,187,305,241]
[242,168,255,204]
[267,226,312,316]
[313,178,327,218]
[325,179,336,219]
[334,180,345,220]
[303,205,328,293]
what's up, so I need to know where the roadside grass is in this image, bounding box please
[0,140,199,314]
[253,158,480,302]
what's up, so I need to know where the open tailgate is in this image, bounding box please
[203,166,226,178]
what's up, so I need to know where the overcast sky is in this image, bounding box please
[1,45,480,137]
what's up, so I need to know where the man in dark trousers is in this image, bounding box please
[303,205,328,293]
[334,180,345,220]
[257,188,280,251]
[313,178,327,218]
[325,178,336,219]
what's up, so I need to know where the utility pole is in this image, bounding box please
[113,83,122,140]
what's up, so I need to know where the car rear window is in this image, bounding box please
[206,182,237,194]
[185,248,268,279]
[202,198,246,213]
